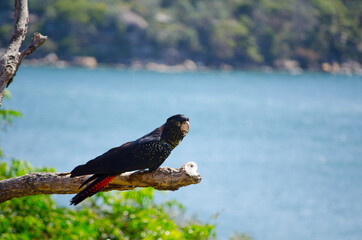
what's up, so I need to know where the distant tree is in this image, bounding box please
[1,0,361,69]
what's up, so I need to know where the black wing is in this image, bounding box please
[70,141,135,177]
[70,125,164,177]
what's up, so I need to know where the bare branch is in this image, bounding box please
[18,33,47,64]
[0,162,201,203]
[0,0,47,106]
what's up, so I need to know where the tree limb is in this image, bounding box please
[0,162,201,203]
[0,0,47,106]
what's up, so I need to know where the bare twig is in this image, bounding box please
[0,0,47,106]
[18,32,47,64]
[0,91,4,105]
[0,162,201,203]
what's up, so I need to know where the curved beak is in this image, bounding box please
[181,121,190,136]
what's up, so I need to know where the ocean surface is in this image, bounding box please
[2,66,362,240]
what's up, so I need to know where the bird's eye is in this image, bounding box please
[176,122,181,127]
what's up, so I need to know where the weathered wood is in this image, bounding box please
[0,162,201,203]
[0,0,47,106]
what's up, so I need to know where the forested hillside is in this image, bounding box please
[1,0,361,70]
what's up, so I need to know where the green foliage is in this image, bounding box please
[0,90,22,129]
[0,109,22,129]
[0,90,22,158]
[53,0,107,24]
[0,160,216,239]
[1,0,361,67]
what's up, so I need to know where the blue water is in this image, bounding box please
[2,67,362,240]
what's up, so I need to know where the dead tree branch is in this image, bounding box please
[0,162,201,203]
[0,0,47,106]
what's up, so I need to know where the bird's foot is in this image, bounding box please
[148,169,157,177]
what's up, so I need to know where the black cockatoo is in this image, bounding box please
[69,114,190,205]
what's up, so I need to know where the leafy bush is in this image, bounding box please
[0,160,215,239]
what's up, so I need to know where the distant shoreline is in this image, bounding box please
[22,53,362,76]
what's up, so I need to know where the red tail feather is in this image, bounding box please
[70,175,117,205]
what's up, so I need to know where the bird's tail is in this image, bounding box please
[70,174,117,205]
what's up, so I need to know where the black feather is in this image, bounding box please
[78,174,99,190]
